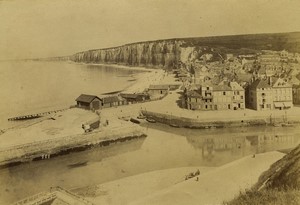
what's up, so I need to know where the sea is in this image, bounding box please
[1,61,300,203]
[0,61,142,129]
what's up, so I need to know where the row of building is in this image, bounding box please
[75,84,177,110]
[183,77,294,111]
[183,81,245,111]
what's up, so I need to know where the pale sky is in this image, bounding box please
[0,0,300,60]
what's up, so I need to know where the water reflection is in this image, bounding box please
[0,138,145,204]
[186,129,299,162]
[1,123,300,204]
[143,123,300,166]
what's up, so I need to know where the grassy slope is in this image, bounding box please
[225,144,300,205]
[74,31,300,54]
[181,32,300,53]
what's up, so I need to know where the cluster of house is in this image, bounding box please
[75,84,179,111]
[183,76,293,111]
[183,81,245,111]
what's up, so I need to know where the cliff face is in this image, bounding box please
[68,32,300,69]
[70,40,183,69]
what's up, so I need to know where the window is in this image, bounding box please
[207,87,209,90]
[205,105,208,109]
[223,91,226,95]
[241,96,244,99]
[237,91,240,95]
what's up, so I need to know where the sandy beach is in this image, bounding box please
[83,151,285,205]
[73,62,178,94]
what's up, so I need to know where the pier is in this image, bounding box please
[8,108,69,121]
[0,125,146,168]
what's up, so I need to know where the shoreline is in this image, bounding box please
[0,108,147,168]
[70,61,168,94]
[69,61,159,72]
[74,151,285,205]
[0,126,147,168]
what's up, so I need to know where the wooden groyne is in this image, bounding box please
[0,126,146,168]
[8,108,69,121]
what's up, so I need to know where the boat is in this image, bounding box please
[67,161,88,168]
[130,118,141,124]
[169,124,180,128]
[137,115,146,119]
[146,118,156,123]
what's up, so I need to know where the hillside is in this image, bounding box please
[226,144,300,205]
[65,32,300,69]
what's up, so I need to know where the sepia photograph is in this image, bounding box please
[1,0,300,204]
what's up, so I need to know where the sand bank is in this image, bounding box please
[132,152,285,205]
[80,166,216,205]
[71,62,159,72]
[82,152,284,205]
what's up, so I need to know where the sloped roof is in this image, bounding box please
[149,85,169,90]
[258,67,266,75]
[76,94,100,103]
[213,81,232,91]
[186,90,201,98]
[102,95,123,104]
[120,93,149,99]
[290,76,300,85]
[272,78,292,88]
[120,93,139,99]
[230,82,244,91]
[249,79,271,90]
[213,84,232,91]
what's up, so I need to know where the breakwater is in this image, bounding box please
[141,110,300,129]
[8,108,69,121]
[0,126,146,168]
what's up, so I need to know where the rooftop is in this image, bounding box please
[249,79,271,89]
[148,84,169,90]
[76,94,100,103]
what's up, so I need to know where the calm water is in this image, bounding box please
[0,61,142,128]
[0,123,300,203]
[0,61,300,203]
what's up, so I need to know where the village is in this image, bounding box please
[72,48,300,128]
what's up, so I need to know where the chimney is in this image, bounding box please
[268,77,273,85]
